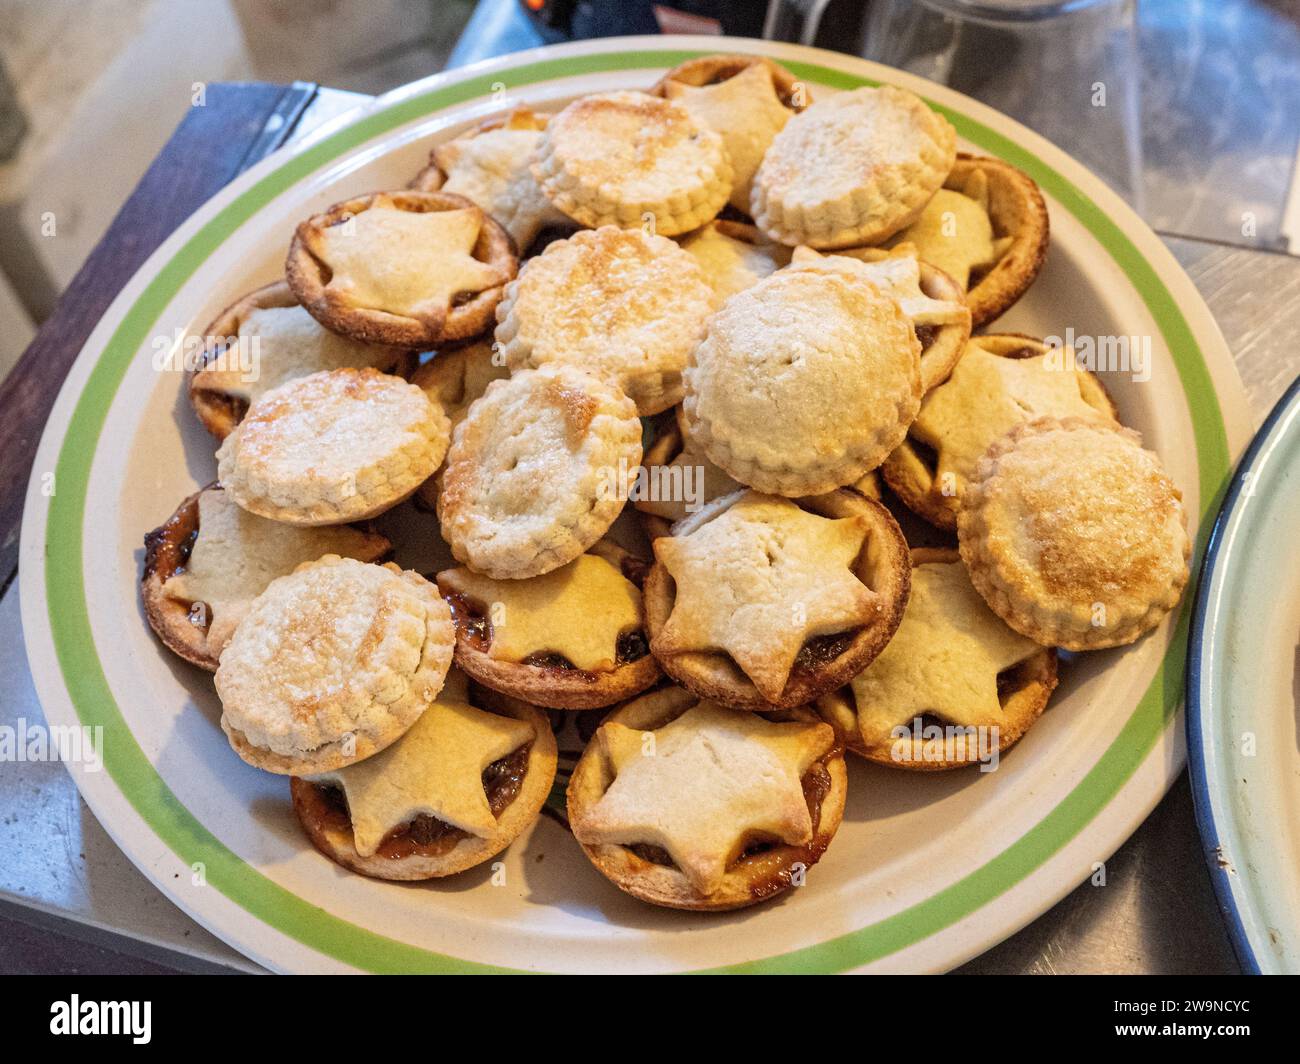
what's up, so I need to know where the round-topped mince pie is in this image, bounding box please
[217,366,449,526]
[531,90,732,236]
[437,540,659,710]
[215,555,455,775]
[817,548,1057,770]
[142,485,390,671]
[286,190,517,347]
[495,226,714,415]
[684,266,921,495]
[654,53,808,214]
[645,488,910,710]
[188,281,414,440]
[787,245,971,393]
[882,334,1117,530]
[959,417,1191,650]
[888,153,1048,327]
[437,364,642,579]
[680,220,792,307]
[567,685,846,911]
[409,339,509,509]
[752,85,956,248]
[292,667,556,880]
[409,107,570,254]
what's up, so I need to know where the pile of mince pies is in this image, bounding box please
[143,54,1190,913]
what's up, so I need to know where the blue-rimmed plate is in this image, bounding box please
[1189,374,1300,975]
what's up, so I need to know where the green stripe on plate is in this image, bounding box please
[44,49,1229,973]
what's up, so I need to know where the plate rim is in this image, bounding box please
[1187,372,1300,977]
[19,35,1250,973]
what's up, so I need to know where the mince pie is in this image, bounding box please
[817,548,1057,770]
[567,686,845,911]
[294,667,555,880]
[959,417,1191,650]
[286,190,517,347]
[645,488,910,710]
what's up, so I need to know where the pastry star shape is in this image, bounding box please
[652,492,877,702]
[316,199,507,327]
[663,63,793,212]
[913,341,1109,487]
[851,561,1039,747]
[311,670,534,856]
[573,701,832,895]
[888,172,1012,290]
[790,247,968,326]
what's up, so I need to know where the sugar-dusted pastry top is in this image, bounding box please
[437,364,643,579]
[495,226,713,415]
[162,487,387,656]
[788,247,968,326]
[570,699,833,895]
[752,85,956,248]
[684,268,921,495]
[215,556,454,773]
[217,367,449,525]
[651,491,877,702]
[310,669,534,856]
[681,221,791,307]
[438,554,642,672]
[959,417,1190,650]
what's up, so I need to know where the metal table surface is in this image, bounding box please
[0,81,1296,975]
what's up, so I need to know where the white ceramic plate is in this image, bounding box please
[20,37,1252,973]
[1188,375,1300,975]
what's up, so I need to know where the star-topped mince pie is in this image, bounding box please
[882,334,1117,530]
[437,364,643,579]
[817,549,1057,770]
[532,91,733,236]
[887,153,1048,327]
[495,225,714,415]
[959,417,1191,650]
[684,266,922,495]
[437,540,660,710]
[215,555,455,775]
[286,190,517,347]
[217,366,450,525]
[654,54,808,214]
[787,245,971,392]
[567,685,846,911]
[645,489,910,710]
[142,485,390,671]
[292,667,556,880]
[188,281,414,440]
[409,107,571,254]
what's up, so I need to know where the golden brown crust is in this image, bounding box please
[285,190,517,347]
[141,485,218,671]
[407,110,552,195]
[881,334,1118,531]
[644,489,911,711]
[650,53,810,111]
[291,687,557,880]
[952,154,1049,327]
[566,687,846,910]
[816,547,1058,770]
[915,260,971,392]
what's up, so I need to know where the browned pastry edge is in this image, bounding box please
[650,53,811,112]
[952,153,1050,327]
[644,488,911,711]
[285,190,518,347]
[567,685,846,910]
[291,686,557,880]
[880,333,1118,531]
[815,547,1059,771]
